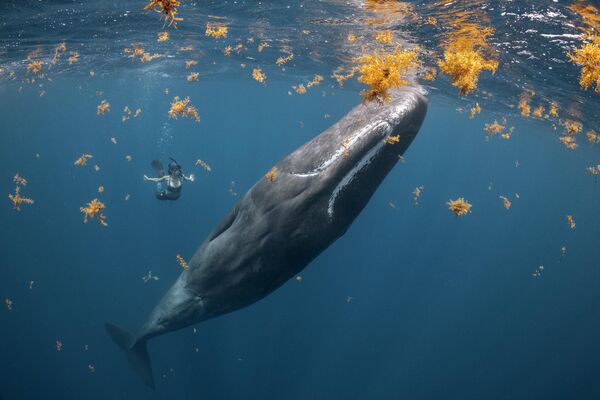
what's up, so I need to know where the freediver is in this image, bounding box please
[143,158,195,200]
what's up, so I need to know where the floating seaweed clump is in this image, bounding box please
[205,23,228,39]
[293,84,307,94]
[437,26,498,95]
[413,186,424,207]
[176,254,189,269]
[144,0,182,27]
[80,198,107,226]
[5,298,12,311]
[187,72,199,82]
[307,74,324,88]
[74,154,93,166]
[276,53,294,66]
[52,42,67,64]
[469,103,481,118]
[8,186,34,211]
[499,195,511,210]
[532,105,545,118]
[347,33,357,43]
[195,159,212,172]
[157,31,169,42]
[375,31,393,45]
[168,96,200,122]
[566,215,576,229]
[559,136,578,150]
[185,60,197,69]
[13,174,27,187]
[587,165,600,181]
[265,166,278,182]
[384,135,400,144]
[587,130,600,143]
[252,68,267,83]
[447,197,472,217]
[97,100,110,115]
[27,60,43,75]
[563,119,583,135]
[568,35,600,93]
[354,46,419,104]
[549,102,559,117]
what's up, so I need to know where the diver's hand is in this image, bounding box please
[188,174,195,182]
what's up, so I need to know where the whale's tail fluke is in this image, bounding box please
[105,322,155,389]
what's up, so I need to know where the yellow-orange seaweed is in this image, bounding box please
[176,254,189,269]
[265,166,278,182]
[559,136,578,150]
[205,23,228,39]
[385,135,400,144]
[187,72,199,81]
[276,53,294,66]
[499,195,511,210]
[97,100,110,115]
[195,159,212,172]
[252,68,266,83]
[566,214,576,229]
[80,198,107,226]
[144,0,182,27]
[157,31,169,42]
[8,186,34,211]
[469,103,481,118]
[355,46,419,104]
[74,154,93,166]
[375,31,393,45]
[447,197,472,217]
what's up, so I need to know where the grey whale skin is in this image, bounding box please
[105,87,428,388]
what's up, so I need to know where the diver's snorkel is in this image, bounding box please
[168,157,183,177]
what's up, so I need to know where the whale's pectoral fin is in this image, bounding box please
[105,322,155,389]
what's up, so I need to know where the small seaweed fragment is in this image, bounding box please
[447,197,472,217]
[421,66,437,81]
[168,96,200,122]
[532,105,545,118]
[144,0,182,27]
[98,186,104,193]
[13,174,27,187]
[566,214,576,229]
[375,31,393,45]
[187,72,199,82]
[68,51,79,65]
[223,46,233,56]
[413,186,424,207]
[563,119,583,135]
[276,53,294,66]
[499,195,511,210]
[74,154,93,166]
[347,33,357,43]
[354,45,419,104]
[52,42,67,64]
[185,60,197,69]
[483,118,506,140]
[469,103,481,119]
[258,42,269,52]
[384,135,400,144]
[559,136,578,150]
[80,198,108,226]
[195,159,212,172]
[293,84,307,94]
[205,23,228,39]
[8,186,34,211]
[587,131,600,143]
[265,166,278,182]
[142,270,160,282]
[157,31,169,42]
[27,60,44,75]
[252,68,267,84]
[55,340,63,352]
[307,74,324,88]
[5,298,12,311]
[332,66,357,87]
[125,155,132,162]
[549,102,559,117]
[97,100,110,115]
[587,165,600,182]
[176,254,189,269]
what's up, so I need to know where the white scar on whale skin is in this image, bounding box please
[292,100,409,179]
[327,126,388,217]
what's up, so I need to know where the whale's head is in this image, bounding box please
[274,86,428,224]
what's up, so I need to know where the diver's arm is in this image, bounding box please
[184,174,195,182]
[143,175,168,183]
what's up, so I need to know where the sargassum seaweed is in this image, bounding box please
[80,198,108,226]
[265,166,278,182]
[447,197,472,217]
[354,45,419,104]
[144,0,182,27]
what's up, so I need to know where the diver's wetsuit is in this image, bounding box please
[150,159,184,201]
[156,179,182,200]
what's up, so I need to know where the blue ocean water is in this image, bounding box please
[2,1,600,399]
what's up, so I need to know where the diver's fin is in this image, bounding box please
[151,160,165,177]
[105,322,155,389]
